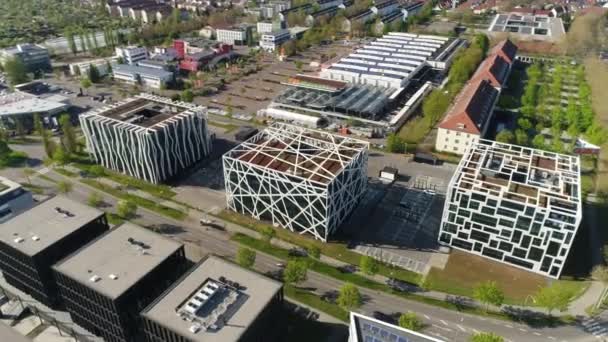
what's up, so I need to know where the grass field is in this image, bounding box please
[585,57,608,193]
[426,251,589,305]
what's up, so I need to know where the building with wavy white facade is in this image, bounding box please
[223,123,368,241]
[80,93,212,184]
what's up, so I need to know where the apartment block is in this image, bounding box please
[438,140,582,278]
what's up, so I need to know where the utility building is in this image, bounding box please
[223,123,369,242]
[53,223,188,342]
[80,93,212,184]
[438,140,582,278]
[141,255,284,342]
[0,196,108,307]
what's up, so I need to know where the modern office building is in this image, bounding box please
[0,44,51,72]
[0,196,108,307]
[488,12,565,42]
[257,21,275,34]
[69,56,120,77]
[259,29,292,52]
[115,46,148,64]
[436,39,517,155]
[0,177,34,223]
[53,223,188,342]
[141,255,284,342]
[438,140,582,278]
[112,63,174,89]
[223,123,369,242]
[216,25,253,45]
[320,32,462,89]
[80,93,212,183]
[349,312,444,342]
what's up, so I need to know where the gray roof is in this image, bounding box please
[0,196,104,257]
[113,63,173,79]
[351,312,444,342]
[53,223,182,299]
[0,323,32,342]
[142,256,282,342]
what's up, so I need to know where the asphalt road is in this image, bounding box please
[25,168,599,342]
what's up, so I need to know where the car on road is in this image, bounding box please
[423,189,436,196]
[372,311,399,325]
[386,278,412,292]
[276,263,285,268]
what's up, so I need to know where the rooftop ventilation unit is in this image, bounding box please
[13,237,24,243]
[54,207,74,217]
[109,274,118,280]
[89,275,101,283]
[31,236,40,241]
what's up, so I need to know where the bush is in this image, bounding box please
[116,200,137,219]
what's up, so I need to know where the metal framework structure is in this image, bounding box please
[438,140,582,278]
[223,123,369,241]
[80,93,212,184]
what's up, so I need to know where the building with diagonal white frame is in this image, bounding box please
[223,123,369,242]
[80,93,212,184]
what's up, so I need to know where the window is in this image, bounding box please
[456,132,461,136]
[455,140,460,144]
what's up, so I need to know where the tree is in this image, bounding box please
[88,165,106,177]
[337,283,362,310]
[592,265,608,284]
[260,226,276,244]
[360,255,379,275]
[117,200,137,219]
[307,245,321,259]
[531,135,546,150]
[386,133,406,153]
[80,78,92,93]
[495,130,514,144]
[22,167,35,185]
[15,118,25,140]
[4,58,29,85]
[295,60,303,73]
[470,332,504,342]
[59,114,78,154]
[88,64,101,83]
[282,40,296,56]
[236,247,256,269]
[57,180,73,194]
[283,260,308,285]
[473,281,504,312]
[398,312,424,331]
[534,283,575,315]
[53,145,70,165]
[106,61,113,76]
[514,129,528,146]
[87,192,103,207]
[180,89,194,102]
[65,29,78,55]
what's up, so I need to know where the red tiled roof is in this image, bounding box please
[471,53,510,88]
[438,79,499,135]
[490,39,518,64]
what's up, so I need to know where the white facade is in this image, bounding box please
[112,64,173,89]
[0,177,34,223]
[115,46,148,64]
[216,28,248,45]
[257,22,274,34]
[435,128,481,155]
[349,312,444,342]
[259,30,291,52]
[223,123,368,242]
[69,57,119,77]
[80,94,212,184]
[438,140,582,278]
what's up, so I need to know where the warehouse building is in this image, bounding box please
[142,255,284,342]
[0,196,108,307]
[438,140,582,278]
[320,32,462,89]
[53,223,188,342]
[80,93,212,184]
[223,123,369,242]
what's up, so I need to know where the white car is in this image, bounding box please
[423,189,436,196]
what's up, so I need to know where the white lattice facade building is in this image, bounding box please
[80,93,212,184]
[438,140,582,278]
[223,123,369,242]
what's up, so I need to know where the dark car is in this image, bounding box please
[372,311,398,325]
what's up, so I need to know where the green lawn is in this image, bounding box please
[219,210,422,285]
[284,285,349,322]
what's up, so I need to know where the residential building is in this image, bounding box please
[80,93,212,184]
[216,25,253,45]
[488,12,566,42]
[257,21,275,34]
[141,255,284,342]
[69,56,119,77]
[438,140,582,278]
[53,223,188,342]
[0,177,34,223]
[320,32,460,89]
[435,39,517,154]
[115,46,148,65]
[259,29,292,52]
[0,44,51,72]
[349,312,444,342]
[223,123,369,242]
[112,63,174,89]
[0,196,108,307]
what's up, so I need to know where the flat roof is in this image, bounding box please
[113,63,173,79]
[53,222,183,299]
[0,176,22,194]
[142,256,282,342]
[82,93,207,130]
[0,196,104,257]
[224,123,368,185]
[351,312,444,342]
[455,140,581,211]
[488,13,565,39]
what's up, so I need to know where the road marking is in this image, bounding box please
[439,320,448,326]
[548,337,556,340]
[38,167,50,174]
[456,324,466,332]
[432,324,453,332]
[519,328,527,332]
[424,314,430,320]
[505,324,513,328]
[533,332,542,336]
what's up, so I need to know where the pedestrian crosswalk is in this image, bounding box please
[582,317,608,340]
